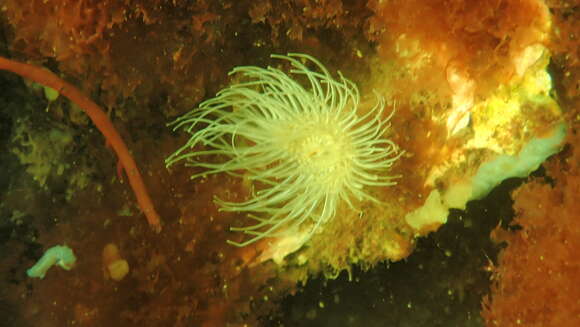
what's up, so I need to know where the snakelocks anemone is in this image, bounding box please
[166,53,402,247]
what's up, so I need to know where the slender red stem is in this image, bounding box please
[0,56,162,232]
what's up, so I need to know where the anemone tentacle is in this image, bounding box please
[167,53,402,247]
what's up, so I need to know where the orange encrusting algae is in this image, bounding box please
[482,129,580,327]
[0,56,162,232]
[367,0,551,103]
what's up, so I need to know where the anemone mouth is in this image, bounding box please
[269,111,355,190]
[166,53,402,247]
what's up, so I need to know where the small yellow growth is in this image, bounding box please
[467,47,559,155]
[42,85,59,102]
[102,243,129,281]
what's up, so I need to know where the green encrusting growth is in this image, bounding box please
[27,245,77,279]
